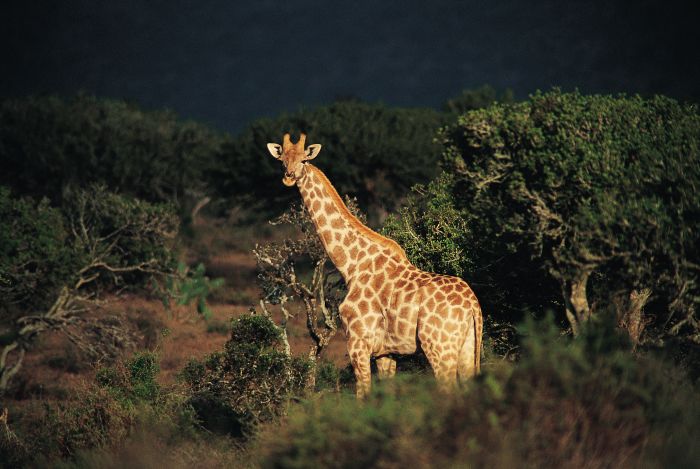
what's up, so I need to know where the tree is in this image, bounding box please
[385,90,700,344]
[253,201,365,386]
[0,185,178,392]
[0,95,225,216]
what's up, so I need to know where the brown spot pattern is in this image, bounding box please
[347,289,361,302]
[374,255,388,270]
[332,246,347,267]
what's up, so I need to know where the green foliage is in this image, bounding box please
[62,184,179,286]
[0,90,513,226]
[0,184,178,322]
[385,90,700,340]
[163,262,224,320]
[30,387,134,461]
[383,173,473,278]
[0,94,225,210]
[212,100,446,221]
[182,314,311,436]
[314,360,341,392]
[95,352,161,406]
[1,184,178,393]
[443,84,515,115]
[0,187,80,320]
[1,352,203,466]
[256,315,700,468]
[1,183,177,326]
[228,313,282,347]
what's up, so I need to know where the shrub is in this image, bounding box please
[33,386,134,461]
[182,314,311,436]
[314,360,341,392]
[254,202,354,374]
[1,185,178,393]
[0,94,224,213]
[256,315,700,468]
[163,262,225,320]
[0,187,80,317]
[96,351,161,406]
[384,90,700,342]
[1,351,203,467]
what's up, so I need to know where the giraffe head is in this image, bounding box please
[267,133,322,186]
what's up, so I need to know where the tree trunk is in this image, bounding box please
[616,288,652,348]
[563,270,592,336]
[306,348,318,391]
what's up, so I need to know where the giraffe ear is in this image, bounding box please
[267,143,283,159]
[304,144,322,161]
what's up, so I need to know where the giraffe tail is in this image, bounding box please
[474,310,482,374]
[457,309,482,380]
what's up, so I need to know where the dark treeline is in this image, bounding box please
[0,86,506,224]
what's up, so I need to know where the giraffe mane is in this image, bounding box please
[307,164,408,261]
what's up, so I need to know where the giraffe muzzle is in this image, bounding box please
[283,172,297,186]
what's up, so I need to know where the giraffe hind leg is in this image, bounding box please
[419,335,458,390]
[457,313,480,381]
[376,356,397,380]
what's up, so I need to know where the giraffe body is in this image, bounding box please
[267,134,483,398]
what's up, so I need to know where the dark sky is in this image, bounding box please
[2,0,697,132]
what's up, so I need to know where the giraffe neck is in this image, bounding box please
[297,164,408,281]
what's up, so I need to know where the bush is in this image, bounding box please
[182,314,311,436]
[384,90,700,341]
[211,100,447,222]
[256,315,700,468]
[1,351,203,467]
[1,185,177,318]
[1,185,178,393]
[96,351,161,406]
[0,187,80,317]
[0,94,225,212]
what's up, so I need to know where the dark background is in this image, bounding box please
[2,0,697,132]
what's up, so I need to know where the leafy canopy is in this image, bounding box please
[384,90,700,341]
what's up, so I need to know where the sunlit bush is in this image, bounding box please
[181,314,311,436]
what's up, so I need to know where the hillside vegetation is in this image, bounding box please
[1,89,699,468]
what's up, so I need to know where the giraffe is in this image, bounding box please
[266,133,483,398]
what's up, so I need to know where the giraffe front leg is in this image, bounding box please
[376,356,397,380]
[347,336,372,399]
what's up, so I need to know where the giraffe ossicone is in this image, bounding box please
[266,133,483,398]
